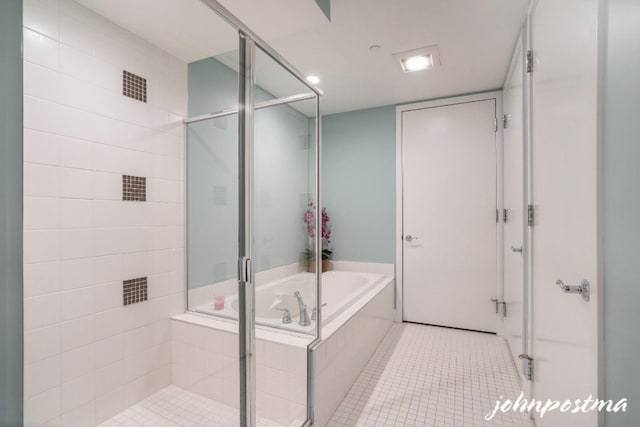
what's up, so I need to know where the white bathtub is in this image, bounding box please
[174,263,394,425]
[195,270,386,334]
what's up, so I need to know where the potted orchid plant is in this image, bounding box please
[303,201,332,273]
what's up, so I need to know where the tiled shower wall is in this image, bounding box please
[22,0,186,425]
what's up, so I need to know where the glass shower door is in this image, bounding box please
[185,4,321,424]
[252,44,321,426]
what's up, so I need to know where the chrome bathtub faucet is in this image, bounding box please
[275,307,292,324]
[294,291,311,326]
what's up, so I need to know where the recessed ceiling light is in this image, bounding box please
[306,75,320,85]
[401,54,433,72]
[393,45,441,73]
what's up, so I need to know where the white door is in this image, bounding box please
[503,39,526,377]
[402,98,498,333]
[529,0,600,425]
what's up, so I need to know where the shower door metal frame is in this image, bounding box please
[184,92,318,125]
[237,33,256,427]
[186,2,322,426]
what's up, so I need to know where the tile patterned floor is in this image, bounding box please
[101,324,532,427]
[98,385,283,427]
[327,323,534,427]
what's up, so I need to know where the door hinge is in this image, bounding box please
[494,117,498,132]
[526,50,533,73]
[519,354,534,380]
[503,208,508,223]
[502,114,510,129]
[496,208,499,223]
[527,204,534,226]
[491,298,507,317]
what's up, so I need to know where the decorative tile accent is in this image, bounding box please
[123,277,148,306]
[213,262,228,282]
[212,185,227,206]
[122,70,147,103]
[299,134,311,150]
[122,175,146,201]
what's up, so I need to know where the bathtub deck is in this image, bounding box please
[327,323,534,427]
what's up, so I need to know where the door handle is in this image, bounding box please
[511,246,523,254]
[405,235,418,242]
[555,279,590,302]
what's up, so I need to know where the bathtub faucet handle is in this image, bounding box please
[275,307,292,324]
[311,303,326,321]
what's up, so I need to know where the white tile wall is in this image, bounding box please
[170,319,307,426]
[329,260,395,277]
[22,0,187,425]
[311,281,394,427]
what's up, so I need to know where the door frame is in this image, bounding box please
[501,26,530,381]
[395,91,504,325]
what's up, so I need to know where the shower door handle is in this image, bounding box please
[405,235,418,242]
[238,257,252,283]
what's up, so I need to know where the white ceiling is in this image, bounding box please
[243,0,530,115]
[77,0,529,116]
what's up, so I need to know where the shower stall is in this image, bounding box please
[17,0,394,425]
[18,0,321,425]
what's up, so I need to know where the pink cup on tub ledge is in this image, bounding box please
[214,295,225,310]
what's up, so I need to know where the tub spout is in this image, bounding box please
[293,291,305,312]
[294,291,311,326]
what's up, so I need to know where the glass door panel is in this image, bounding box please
[187,114,240,317]
[252,45,320,426]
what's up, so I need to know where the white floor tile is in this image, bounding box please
[98,385,283,427]
[101,324,533,427]
[326,323,534,427]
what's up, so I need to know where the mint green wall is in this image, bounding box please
[187,58,239,288]
[314,0,331,20]
[187,58,313,289]
[604,1,640,425]
[0,1,23,425]
[322,106,396,264]
[188,57,239,116]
